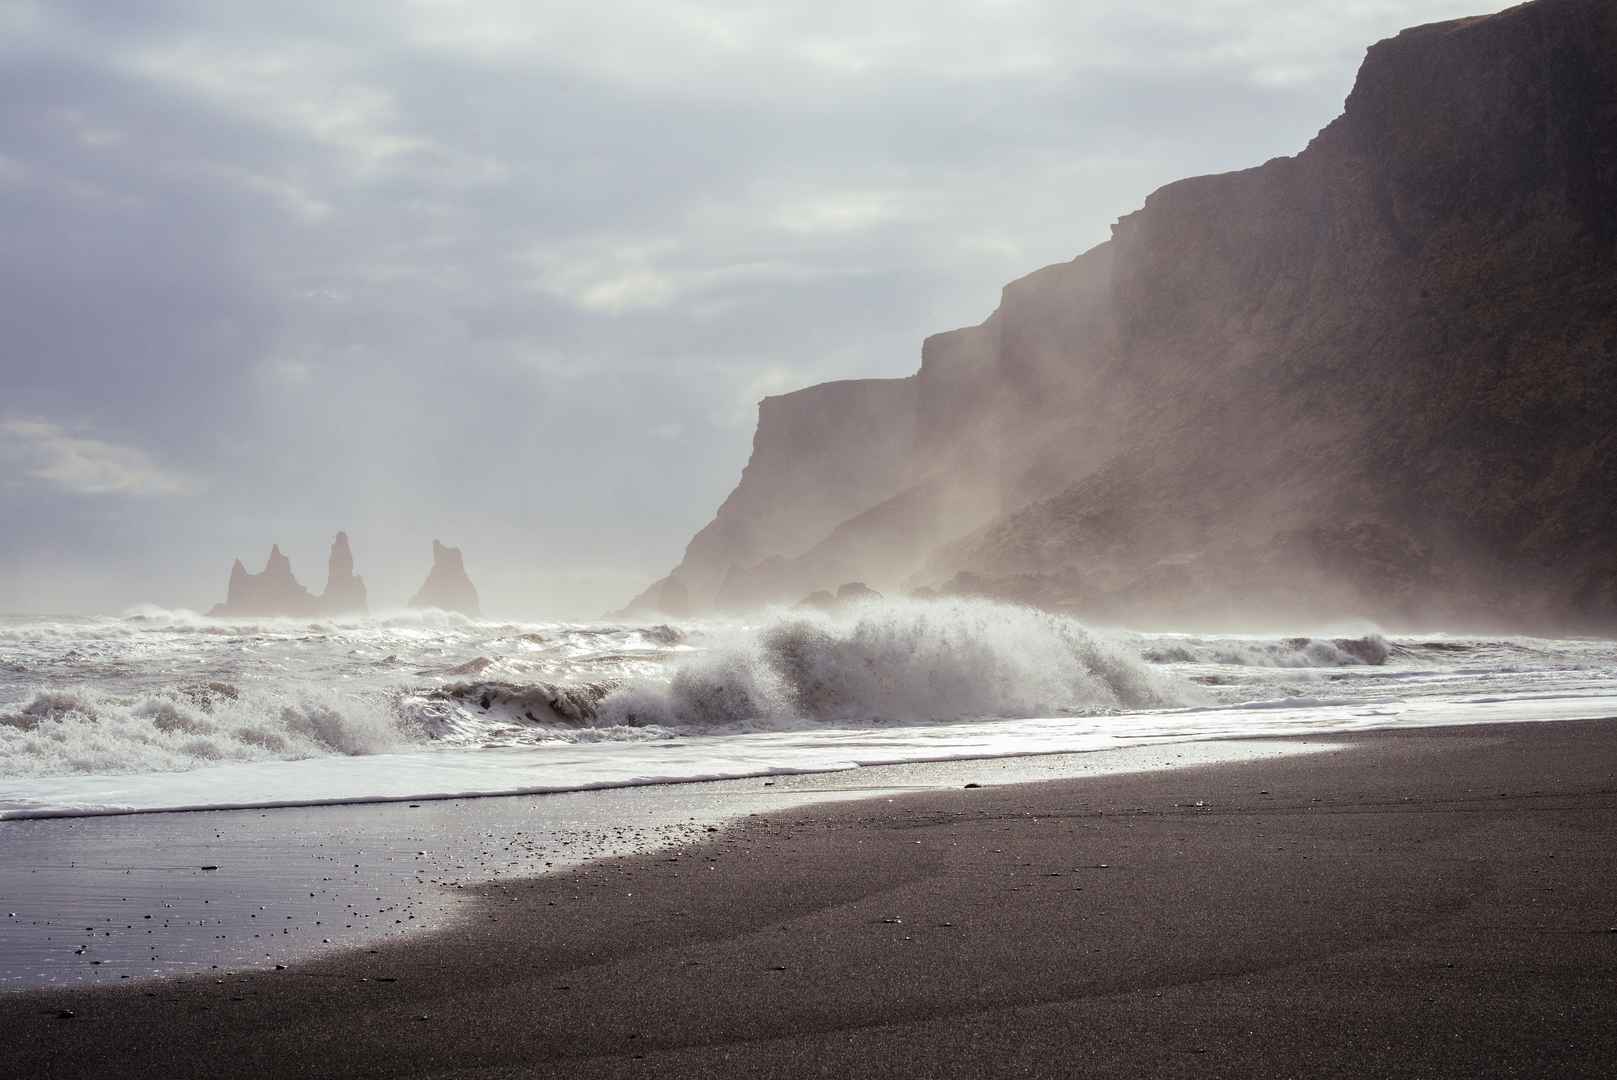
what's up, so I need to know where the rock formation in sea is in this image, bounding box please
[208,544,319,618]
[623,0,1617,632]
[208,532,369,617]
[320,531,368,615]
[409,540,482,617]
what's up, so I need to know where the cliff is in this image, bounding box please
[207,532,370,618]
[619,377,924,613]
[409,540,482,617]
[624,0,1617,632]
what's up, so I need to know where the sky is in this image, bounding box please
[0,0,1496,618]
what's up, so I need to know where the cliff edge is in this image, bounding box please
[624,0,1617,632]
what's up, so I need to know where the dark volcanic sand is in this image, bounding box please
[0,740,1318,990]
[5,720,1616,1078]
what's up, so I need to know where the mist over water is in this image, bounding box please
[3,598,1615,818]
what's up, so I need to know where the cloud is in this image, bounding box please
[0,418,196,497]
[0,0,1504,614]
[0,153,26,190]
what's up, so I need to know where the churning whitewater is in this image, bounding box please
[2,599,1615,818]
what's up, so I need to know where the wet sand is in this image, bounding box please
[0,739,1327,990]
[5,719,1616,1078]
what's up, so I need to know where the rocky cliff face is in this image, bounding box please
[409,540,482,617]
[619,377,924,613]
[625,0,1617,632]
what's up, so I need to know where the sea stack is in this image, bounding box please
[207,532,369,617]
[320,531,368,615]
[409,540,482,617]
[207,544,318,618]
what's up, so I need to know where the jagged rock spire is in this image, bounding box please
[321,531,367,614]
[209,543,314,617]
[209,532,366,617]
[408,539,482,617]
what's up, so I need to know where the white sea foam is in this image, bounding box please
[0,683,405,777]
[9,600,1187,774]
[1,604,1614,817]
[1141,634,1391,667]
[597,599,1180,731]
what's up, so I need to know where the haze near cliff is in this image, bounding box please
[626,0,1617,632]
[0,1,1499,617]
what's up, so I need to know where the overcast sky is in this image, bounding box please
[0,0,1494,618]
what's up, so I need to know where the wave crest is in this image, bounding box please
[0,684,406,777]
[597,599,1182,731]
[1142,634,1391,667]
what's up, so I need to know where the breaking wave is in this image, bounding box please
[595,599,1183,731]
[0,684,406,777]
[0,600,1182,776]
[1142,634,1391,668]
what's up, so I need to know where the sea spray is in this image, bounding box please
[2,607,1613,814]
[0,602,1189,777]
[596,598,1184,730]
[8,604,1592,788]
[0,684,405,777]
[1141,634,1391,668]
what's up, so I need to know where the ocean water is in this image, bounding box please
[3,598,1615,819]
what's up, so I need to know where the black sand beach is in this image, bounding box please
[0,740,1321,991]
[5,719,1616,1078]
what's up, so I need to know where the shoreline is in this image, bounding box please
[11,689,1617,822]
[1,739,1333,990]
[1,731,1334,822]
[6,718,1616,1077]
